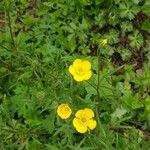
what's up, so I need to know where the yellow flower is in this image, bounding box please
[69,59,92,82]
[57,104,72,119]
[73,108,97,133]
[100,39,108,46]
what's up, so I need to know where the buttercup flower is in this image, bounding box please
[57,104,72,119]
[69,59,92,82]
[100,39,108,46]
[73,108,97,133]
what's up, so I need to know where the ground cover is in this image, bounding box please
[0,0,150,149]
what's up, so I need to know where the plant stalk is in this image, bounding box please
[5,1,16,49]
[96,47,101,130]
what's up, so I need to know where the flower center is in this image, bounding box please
[75,67,84,75]
[80,117,87,124]
[62,106,70,114]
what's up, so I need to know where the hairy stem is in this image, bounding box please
[96,47,101,130]
[97,48,100,102]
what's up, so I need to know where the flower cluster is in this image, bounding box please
[57,58,99,133]
[57,104,97,133]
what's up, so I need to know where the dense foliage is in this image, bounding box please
[0,0,150,149]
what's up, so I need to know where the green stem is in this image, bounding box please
[96,47,101,131]
[5,1,16,49]
[95,105,101,128]
[70,76,75,102]
[97,48,100,102]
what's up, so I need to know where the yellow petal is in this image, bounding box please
[73,59,82,66]
[82,60,91,71]
[59,113,71,119]
[100,39,108,46]
[57,105,63,116]
[87,119,97,130]
[83,108,94,118]
[73,75,84,82]
[75,110,84,118]
[73,118,79,128]
[83,71,92,80]
[73,118,88,133]
[76,125,88,133]
[69,65,75,75]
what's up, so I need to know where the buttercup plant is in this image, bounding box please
[57,38,108,133]
[67,40,108,133]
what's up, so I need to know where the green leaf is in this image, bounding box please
[111,108,127,119]
[105,29,119,44]
[46,144,59,150]
[121,21,133,32]
[25,119,42,127]
[144,97,150,119]
[67,34,76,52]
[121,93,144,109]
[85,85,97,96]
[0,67,7,74]
[95,12,106,28]
[85,71,113,100]
[145,97,150,111]
[117,48,132,61]
[22,14,39,27]
[141,19,150,33]
[132,0,140,4]
[42,116,55,134]
[128,30,144,49]
[119,2,140,20]
[142,1,150,16]
[18,71,32,81]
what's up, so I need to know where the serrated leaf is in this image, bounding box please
[111,108,127,119]
[119,2,139,20]
[128,30,144,48]
[144,97,150,119]
[141,19,150,33]
[121,93,144,109]
[142,1,150,16]
[145,97,150,111]
[85,72,113,99]
[25,119,42,127]
[18,71,32,81]
[132,0,140,4]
